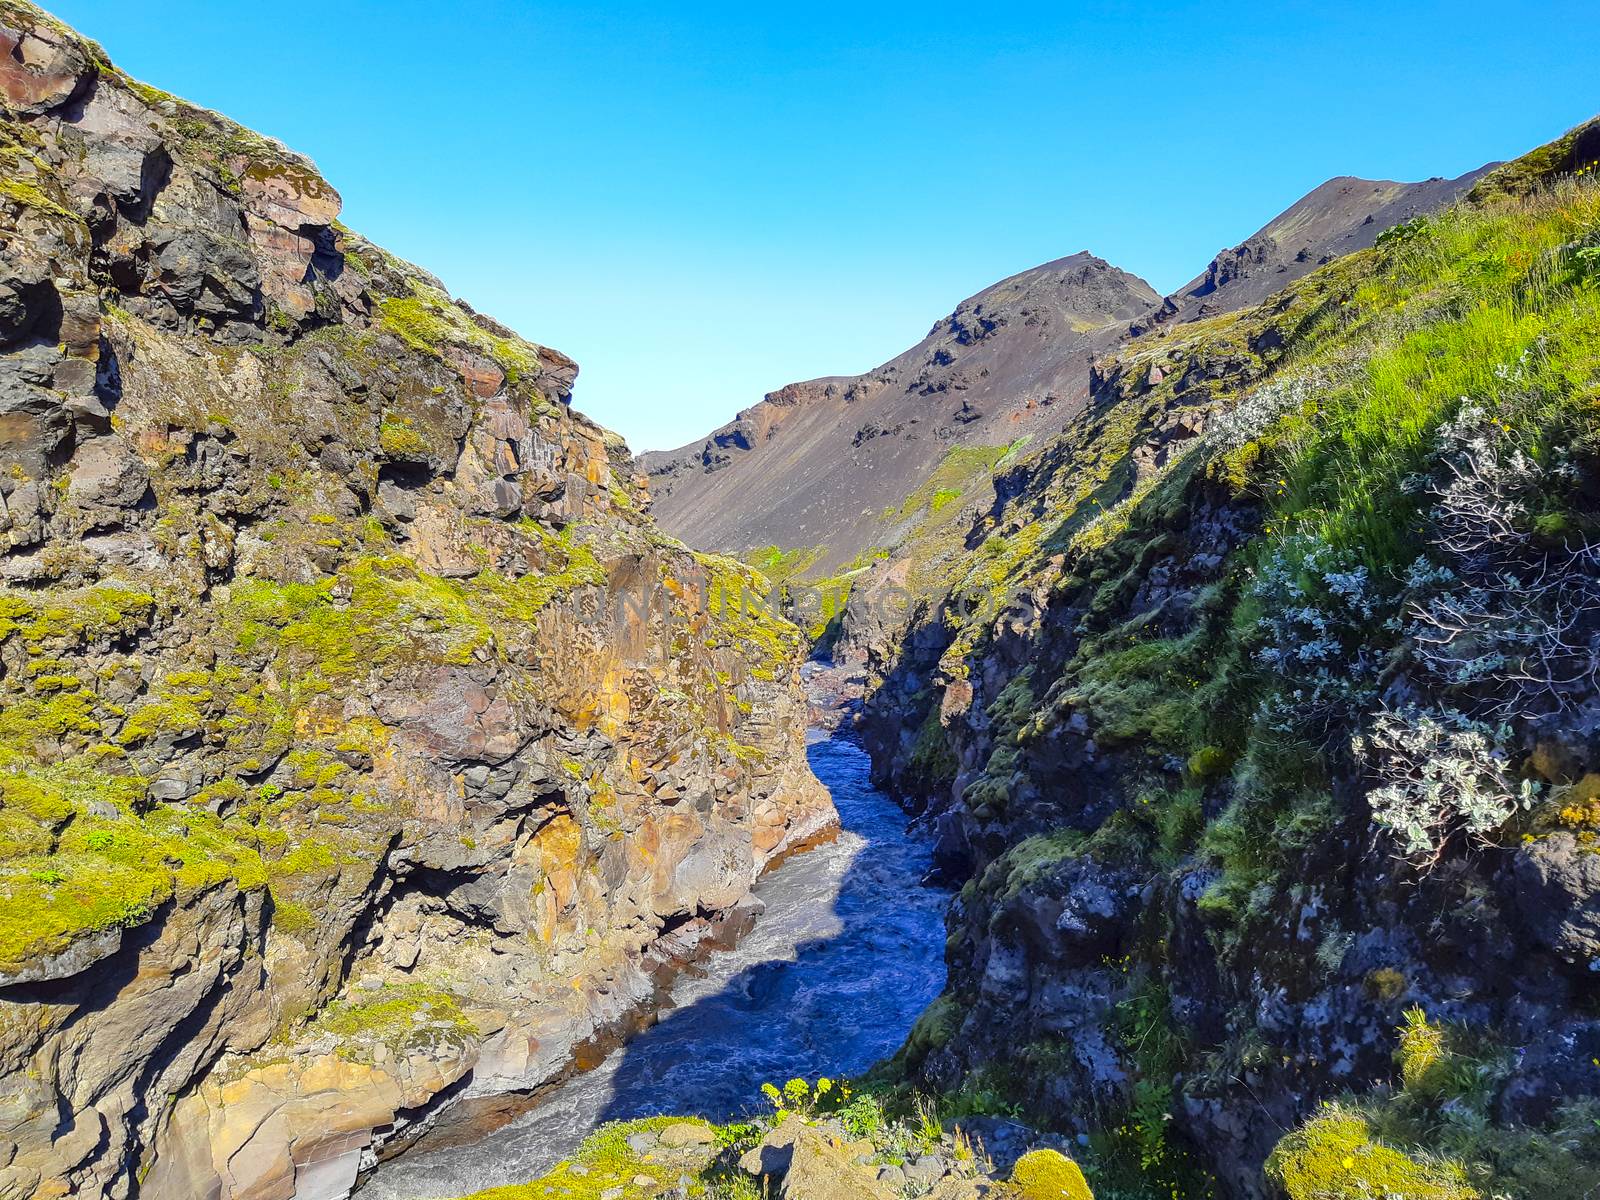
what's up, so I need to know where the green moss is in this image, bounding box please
[378,412,430,459]
[901,993,960,1067]
[907,706,959,789]
[982,830,1090,901]
[0,762,273,972]
[1010,1149,1095,1200]
[0,691,103,759]
[1267,1109,1479,1200]
[792,547,889,642]
[225,542,603,702]
[309,982,476,1061]
[0,174,85,226]
[1186,745,1232,780]
[0,583,157,647]
[1365,967,1408,1002]
[117,670,213,747]
[693,551,805,678]
[377,283,541,388]
[448,1117,714,1200]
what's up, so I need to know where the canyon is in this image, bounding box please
[3,4,1600,1200]
[639,165,1490,586]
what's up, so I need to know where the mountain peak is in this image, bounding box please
[639,251,1157,573]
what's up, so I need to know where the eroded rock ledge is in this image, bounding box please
[0,4,833,1197]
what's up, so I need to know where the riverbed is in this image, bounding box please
[357,731,948,1199]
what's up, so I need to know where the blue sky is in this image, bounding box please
[48,0,1600,451]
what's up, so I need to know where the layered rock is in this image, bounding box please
[0,4,831,1198]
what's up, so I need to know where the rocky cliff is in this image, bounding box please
[0,4,832,1198]
[854,118,1600,1198]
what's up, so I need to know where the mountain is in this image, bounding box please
[639,254,1159,576]
[1131,167,1496,332]
[0,3,829,1197]
[642,168,1492,584]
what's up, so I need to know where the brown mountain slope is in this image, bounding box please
[638,253,1159,574]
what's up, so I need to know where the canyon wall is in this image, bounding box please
[854,119,1600,1198]
[0,5,832,1197]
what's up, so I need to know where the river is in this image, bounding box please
[356,730,948,1199]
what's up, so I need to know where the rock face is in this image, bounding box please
[0,4,832,1198]
[858,119,1600,1198]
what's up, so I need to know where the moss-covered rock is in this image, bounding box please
[1009,1148,1095,1200]
[0,4,833,1198]
[1266,1110,1478,1200]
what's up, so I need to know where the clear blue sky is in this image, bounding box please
[47,0,1600,452]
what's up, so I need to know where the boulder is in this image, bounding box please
[739,1113,809,1178]
[65,435,151,512]
[1513,832,1600,962]
[0,12,93,115]
[779,1130,896,1200]
[0,258,54,345]
[658,1122,716,1149]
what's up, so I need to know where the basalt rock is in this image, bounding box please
[0,5,832,1198]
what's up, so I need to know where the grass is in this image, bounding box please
[1260,179,1600,571]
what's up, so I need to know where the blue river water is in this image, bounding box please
[358,731,948,1199]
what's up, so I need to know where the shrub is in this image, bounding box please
[1352,706,1536,862]
[1249,533,1386,737]
[1403,401,1600,722]
[1207,368,1334,456]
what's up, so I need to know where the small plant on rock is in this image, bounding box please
[1398,1007,1448,1095]
[1353,706,1537,863]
